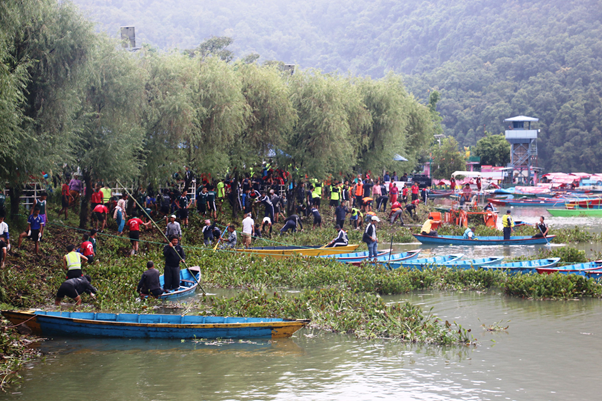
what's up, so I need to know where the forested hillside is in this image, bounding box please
[69,0,602,171]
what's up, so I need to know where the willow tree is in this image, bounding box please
[352,74,410,175]
[74,36,147,228]
[0,0,94,215]
[190,56,249,174]
[285,70,366,178]
[231,63,297,172]
[140,50,197,186]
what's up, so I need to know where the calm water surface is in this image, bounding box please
[4,292,602,400]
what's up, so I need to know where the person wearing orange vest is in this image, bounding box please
[362,197,373,212]
[354,179,364,208]
[390,204,404,225]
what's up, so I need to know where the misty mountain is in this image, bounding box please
[71,0,602,172]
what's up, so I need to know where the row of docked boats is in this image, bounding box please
[324,250,602,277]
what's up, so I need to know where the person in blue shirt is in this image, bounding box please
[17,207,44,254]
[463,226,477,240]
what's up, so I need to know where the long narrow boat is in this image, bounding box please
[482,258,561,274]
[319,249,391,263]
[442,256,505,269]
[388,254,464,270]
[349,250,421,266]
[536,261,602,276]
[238,244,360,259]
[158,267,200,300]
[413,235,556,246]
[1,310,310,339]
[487,197,569,207]
[547,209,602,217]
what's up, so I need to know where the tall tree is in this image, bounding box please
[431,137,466,179]
[74,36,147,228]
[0,0,94,215]
[474,133,510,166]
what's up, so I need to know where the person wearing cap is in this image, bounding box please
[502,210,514,240]
[326,225,349,248]
[362,215,379,259]
[242,213,254,248]
[165,215,182,240]
[420,216,438,236]
[463,226,477,240]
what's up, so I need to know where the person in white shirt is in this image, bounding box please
[241,213,255,248]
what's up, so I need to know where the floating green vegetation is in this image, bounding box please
[504,273,602,299]
[197,288,475,345]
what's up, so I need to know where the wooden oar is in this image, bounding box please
[116,180,205,293]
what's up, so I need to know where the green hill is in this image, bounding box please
[71,0,602,172]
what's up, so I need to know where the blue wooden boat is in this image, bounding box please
[413,234,556,246]
[319,249,391,263]
[1,310,309,339]
[157,267,201,300]
[388,254,464,270]
[536,261,602,276]
[482,258,561,274]
[349,250,421,266]
[442,256,505,269]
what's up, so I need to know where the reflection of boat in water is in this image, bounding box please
[1,310,310,339]
[238,244,360,259]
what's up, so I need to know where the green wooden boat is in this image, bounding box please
[547,209,602,217]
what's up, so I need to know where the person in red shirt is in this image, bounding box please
[80,233,95,264]
[127,217,151,256]
[389,184,399,204]
[92,204,109,232]
[90,185,103,211]
[402,186,409,204]
[411,182,419,201]
[58,181,71,219]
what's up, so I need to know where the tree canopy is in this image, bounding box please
[69,0,602,173]
[0,0,438,225]
[474,134,511,167]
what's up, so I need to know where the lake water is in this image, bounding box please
[4,291,601,400]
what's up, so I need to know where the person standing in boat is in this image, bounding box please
[420,216,438,236]
[55,275,97,306]
[326,225,349,248]
[502,210,514,240]
[163,236,185,291]
[532,216,549,238]
[137,261,164,298]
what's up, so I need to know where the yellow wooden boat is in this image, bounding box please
[238,244,360,259]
